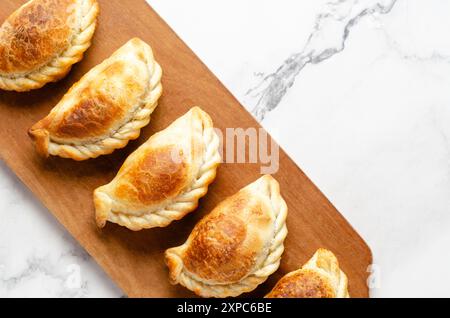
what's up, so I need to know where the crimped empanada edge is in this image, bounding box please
[165,175,288,298]
[28,38,163,161]
[0,0,100,92]
[93,107,221,231]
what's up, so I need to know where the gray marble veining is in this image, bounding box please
[247,0,397,121]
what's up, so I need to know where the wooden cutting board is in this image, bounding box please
[0,0,372,297]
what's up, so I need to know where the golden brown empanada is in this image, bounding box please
[266,249,349,298]
[28,38,163,160]
[165,175,288,298]
[94,107,221,231]
[0,0,99,92]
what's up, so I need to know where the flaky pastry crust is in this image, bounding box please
[165,175,288,298]
[266,248,350,298]
[28,38,163,160]
[0,0,99,92]
[94,107,221,231]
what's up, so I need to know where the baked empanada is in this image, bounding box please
[0,0,99,92]
[165,175,288,298]
[29,38,163,160]
[266,248,349,298]
[94,107,221,231]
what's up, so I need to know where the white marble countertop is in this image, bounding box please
[1,0,449,298]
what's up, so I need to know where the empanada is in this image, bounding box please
[165,175,288,298]
[0,0,99,92]
[266,249,349,298]
[29,38,163,160]
[94,107,221,231]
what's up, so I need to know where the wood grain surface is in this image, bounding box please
[0,0,372,297]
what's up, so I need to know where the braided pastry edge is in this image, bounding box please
[165,175,288,298]
[0,0,99,92]
[94,109,221,231]
[265,248,350,298]
[303,248,350,298]
[46,61,162,160]
[29,39,163,161]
